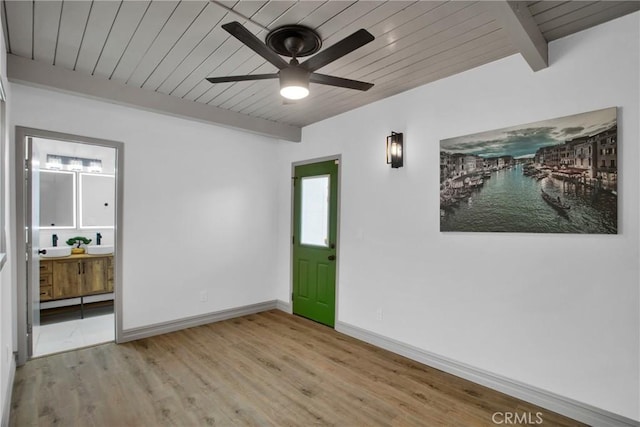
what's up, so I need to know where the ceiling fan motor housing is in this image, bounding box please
[266,25,322,57]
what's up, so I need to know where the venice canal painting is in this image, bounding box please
[440,107,617,234]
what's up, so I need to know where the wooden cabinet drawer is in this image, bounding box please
[40,261,52,274]
[40,286,53,301]
[40,274,52,287]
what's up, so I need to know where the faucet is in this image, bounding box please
[96,232,102,246]
[52,234,58,247]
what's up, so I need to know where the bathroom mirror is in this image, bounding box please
[40,170,76,228]
[80,173,115,228]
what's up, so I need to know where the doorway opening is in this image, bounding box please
[15,127,124,364]
[291,157,340,327]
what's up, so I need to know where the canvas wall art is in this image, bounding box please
[440,107,617,233]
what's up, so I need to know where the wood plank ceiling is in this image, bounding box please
[3,1,639,134]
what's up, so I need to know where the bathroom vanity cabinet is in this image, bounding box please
[40,254,113,301]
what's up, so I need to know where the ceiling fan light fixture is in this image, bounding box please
[207,22,375,100]
[279,67,310,100]
[280,85,309,100]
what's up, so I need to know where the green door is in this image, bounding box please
[293,160,338,327]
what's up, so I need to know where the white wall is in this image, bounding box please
[276,12,639,421]
[10,84,282,329]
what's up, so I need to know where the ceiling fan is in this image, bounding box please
[206,21,375,100]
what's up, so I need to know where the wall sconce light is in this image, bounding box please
[386,131,403,168]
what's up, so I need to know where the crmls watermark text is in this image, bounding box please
[492,412,544,425]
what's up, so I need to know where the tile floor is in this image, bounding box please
[34,313,114,357]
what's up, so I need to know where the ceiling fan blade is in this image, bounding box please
[206,74,279,84]
[310,73,374,91]
[301,29,374,72]
[222,21,288,70]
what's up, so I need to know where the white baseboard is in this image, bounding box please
[276,299,292,313]
[120,300,278,343]
[335,321,639,427]
[1,355,16,427]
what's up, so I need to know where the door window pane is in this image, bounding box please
[300,175,330,247]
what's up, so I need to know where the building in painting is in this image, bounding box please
[439,152,515,183]
[571,136,595,177]
[533,125,616,185]
[595,125,617,190]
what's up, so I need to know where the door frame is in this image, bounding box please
[15,127,124,365]
[289,154,342,326]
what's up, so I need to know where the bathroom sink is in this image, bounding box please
[40,247,71,258]
[86,245,114,255]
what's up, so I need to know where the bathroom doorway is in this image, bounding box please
[15,127,124,364]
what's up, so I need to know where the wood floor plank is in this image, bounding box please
[10,310,586,426]
[235,313,501,425]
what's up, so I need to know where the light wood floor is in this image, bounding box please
[11,310,585,426]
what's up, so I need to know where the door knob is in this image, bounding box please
[328,255,336,261]
[38,249,47,255]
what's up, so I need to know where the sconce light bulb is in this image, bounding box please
[386,132,404,169]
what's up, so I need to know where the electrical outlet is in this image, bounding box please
[375,308,383,321]
[199,291,208,303]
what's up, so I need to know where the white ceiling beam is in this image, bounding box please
[7,54,301,142]
[484,1,548,71]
